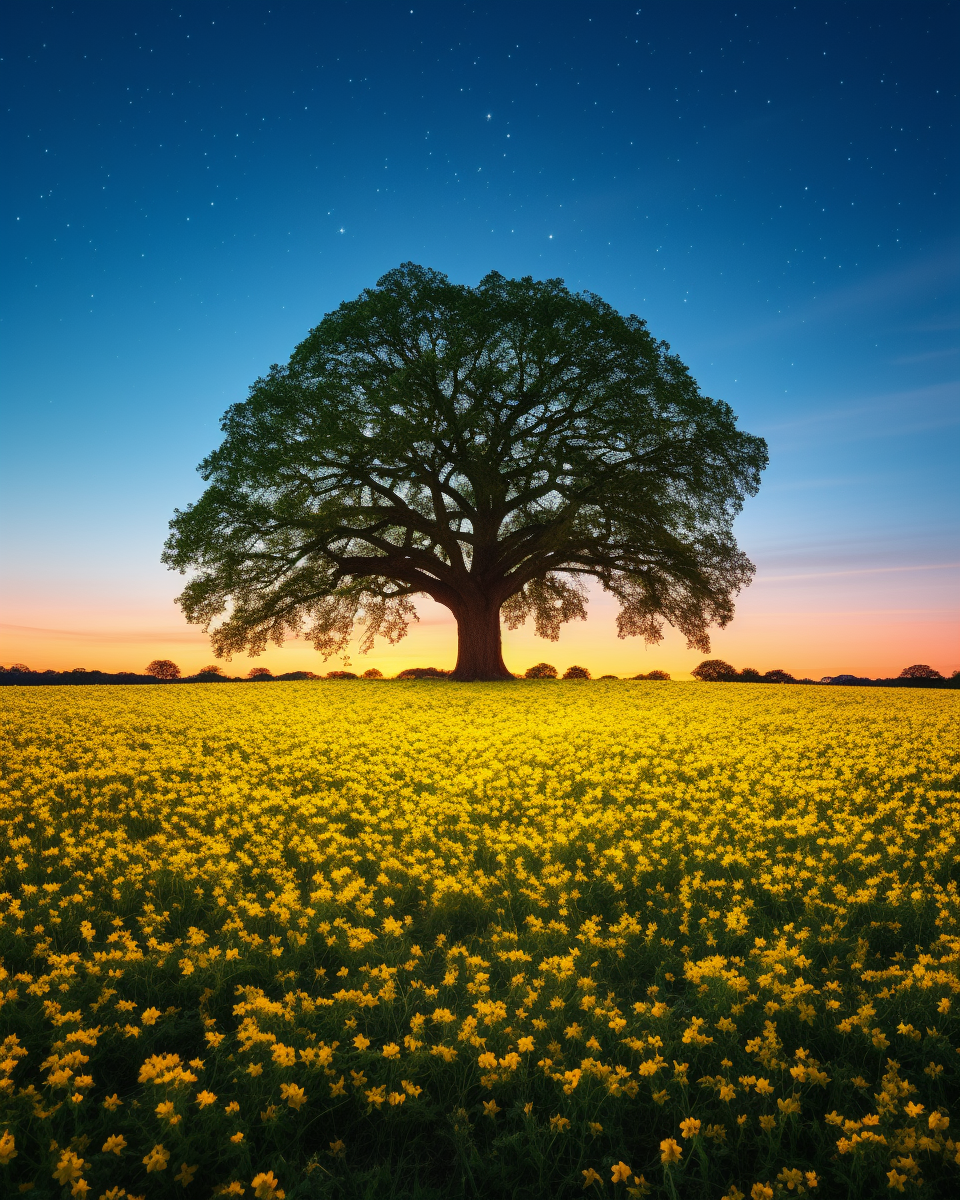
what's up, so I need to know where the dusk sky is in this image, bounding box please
[2,1,958,679]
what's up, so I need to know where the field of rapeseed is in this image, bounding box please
[0,682,958,1200]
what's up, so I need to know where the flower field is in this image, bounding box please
[1,682,958,1200]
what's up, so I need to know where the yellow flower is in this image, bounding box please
[279,1083,306,1110]
[52,1152,86,1184]
[143,1144,170,1172]
[102,1094,123,1111]
[175,1163,199,1186]
[230,1132,244,1144]
[582,1167,602,1187]
[352,1034,370,1051]
[929,1111,950,1132]
[750,1187,773,1200]
[679,1118,701,1139]
[611,1161,632,1182]
[659,1140,682,1165]
[549,1115,570,1131]
[70,1181,90,1198]
[517,1036,535,1052]
[271,1044,296,1068]
[196,1090,217,1108]
[328,1140,346,1157]
[101,1135,127,1155]
[251,1172,282,1199]
[886,1172,907,1193]
[482,1100,500,1118]
[141,1007,161,1026]
[382,1043,400,1059]
[225,1101,240,1115]
[0,1131,16,1165]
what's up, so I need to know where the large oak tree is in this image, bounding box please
[163,265,767,681]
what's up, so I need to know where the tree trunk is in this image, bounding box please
[450,597,515,682]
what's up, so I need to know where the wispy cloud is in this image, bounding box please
[0,623,207,645]
[697,242,960,351]
[756,380,960,449]
[891,348,959,365]
[754,562,960,584]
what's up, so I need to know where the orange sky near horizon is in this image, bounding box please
[4,563,957,680]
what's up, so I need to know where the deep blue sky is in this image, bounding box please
[2,1,958,676]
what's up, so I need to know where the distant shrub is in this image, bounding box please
[599,674,618,679]
[145,659,181,680]
[525,663,558,679]
[762,669,796,683]
[691,660,737,682]
[562,665,591,680]
[738,667,762,681]
[898,664,943,680]
[277,671,320,680]
[635,669,671,681]
[197,665,224,676]
[326,670,359,679]
[396,667,450,680]
[362,668,384,679]
[247,667,274,679]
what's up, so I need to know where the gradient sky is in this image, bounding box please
[2,1,958,679]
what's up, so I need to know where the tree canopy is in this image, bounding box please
[144,659,181,680]
[164,264,767,680]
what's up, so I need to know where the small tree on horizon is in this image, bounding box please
[563,665,591,680]
[164,264,767,682]
[898,664,943,680]
[247,667,274,679]
[691,659,737,682]
[145,659,181,680]
[197,664,224,675]
[525,662,559,679]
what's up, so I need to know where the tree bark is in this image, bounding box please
[449,596,515,682]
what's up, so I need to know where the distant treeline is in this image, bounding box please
[2,660,956,687]
[689,660,959,689]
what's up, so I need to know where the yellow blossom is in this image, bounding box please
[175,1163,199,1186]
[251,1172,282,1199]
[52,1152,86,1184]
[142,1144,170,1172]
[279,1084,306,1110]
